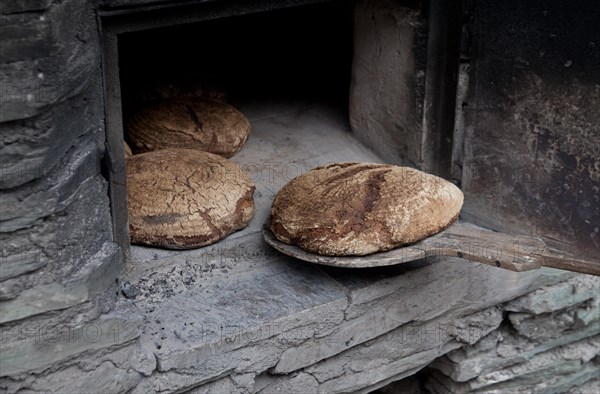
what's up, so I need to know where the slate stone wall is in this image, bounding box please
[0,0,139,386]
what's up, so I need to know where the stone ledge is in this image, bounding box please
[0,0,99,123]
[301,307,504,393]
[437,319,599,383]
[427,340,599,394]
[0,72,104,189]
[273,263,570,374]
[0,174,113,300]
[508,299,599,341]
[0,241,121,323]
[0,251,46,281]
[0,298,144,377]
[505,275,599,314]
[122,232,570,393]
[0,135,102,231]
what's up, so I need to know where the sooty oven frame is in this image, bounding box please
[98,0,599,276]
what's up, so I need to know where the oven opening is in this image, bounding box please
[115,1,379,262]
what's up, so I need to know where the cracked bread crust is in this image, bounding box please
[126,149,255,249]
[270,163,464,256]
[126,98,251,158]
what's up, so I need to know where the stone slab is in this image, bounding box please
[0,135,102,232]
[567,378,600,394]
[0,0,99,123]
[125,232,348,390]
[274,262,570,373]
[505,275,599,314]
[508,299,598,341]
[447,336,598,392]
[0,251,47,282]
[0,241,121,323]
[349,0,427,167]
[0,299,143,377]
[0,173,113,299]
[432,318,600,382]
[302,307,503,393]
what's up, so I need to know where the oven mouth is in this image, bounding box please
[103,0,358,263]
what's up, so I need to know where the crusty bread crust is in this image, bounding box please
[270,163,464,256]
[126,98,250,158]
[126,148,255,249]
[124,140,133,158]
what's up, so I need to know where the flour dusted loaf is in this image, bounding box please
[270,163,464,256]
[126,98,250,158]
[126,148,255,249]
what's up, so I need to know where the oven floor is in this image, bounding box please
[129,98,384,264]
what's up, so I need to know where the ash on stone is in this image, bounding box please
[120,280,141,299]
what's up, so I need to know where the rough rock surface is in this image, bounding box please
[126,149,255,249]
[349,0,427,167]
[270,163,463,256]
[425,274,599,393]
[0,0,127,388]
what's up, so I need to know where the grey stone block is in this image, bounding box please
[0,0,99,123]
[0,18,51,64]
[349,0,427,167]
[505,275,599,314]
[567,378,600,394]
[0,299,143,377]
[274,262,570,374]
[0,241,121,323]
[180,373,254,394]
[508,298,598,341]
[0,72,104,189]
[0,0,51,14]
[431,318,600,383]
[255,372,318,394]
[0,251,46,282]
[124,232,347,392]
[576,298,600,327]
[0,173,114,299]
[442,336,598,393]
[300,307,502,393]
[14,339,156,393]
[0,135,102,232]
[427,344,599,394]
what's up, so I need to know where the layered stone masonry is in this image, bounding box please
[0,0,133,386]
[425,275,600,394]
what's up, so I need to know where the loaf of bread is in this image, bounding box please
[270,163,463,256]
[126,148,255,249]
[126,98,250,158]
[124,140,133,158]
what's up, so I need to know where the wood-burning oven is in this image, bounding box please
[1,0,598,392]
[101,0,598,274]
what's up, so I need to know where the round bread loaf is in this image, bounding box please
[126,148,255,249]
[270,163,464,256]
[124,140,133,158]
[126,98,250,158]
